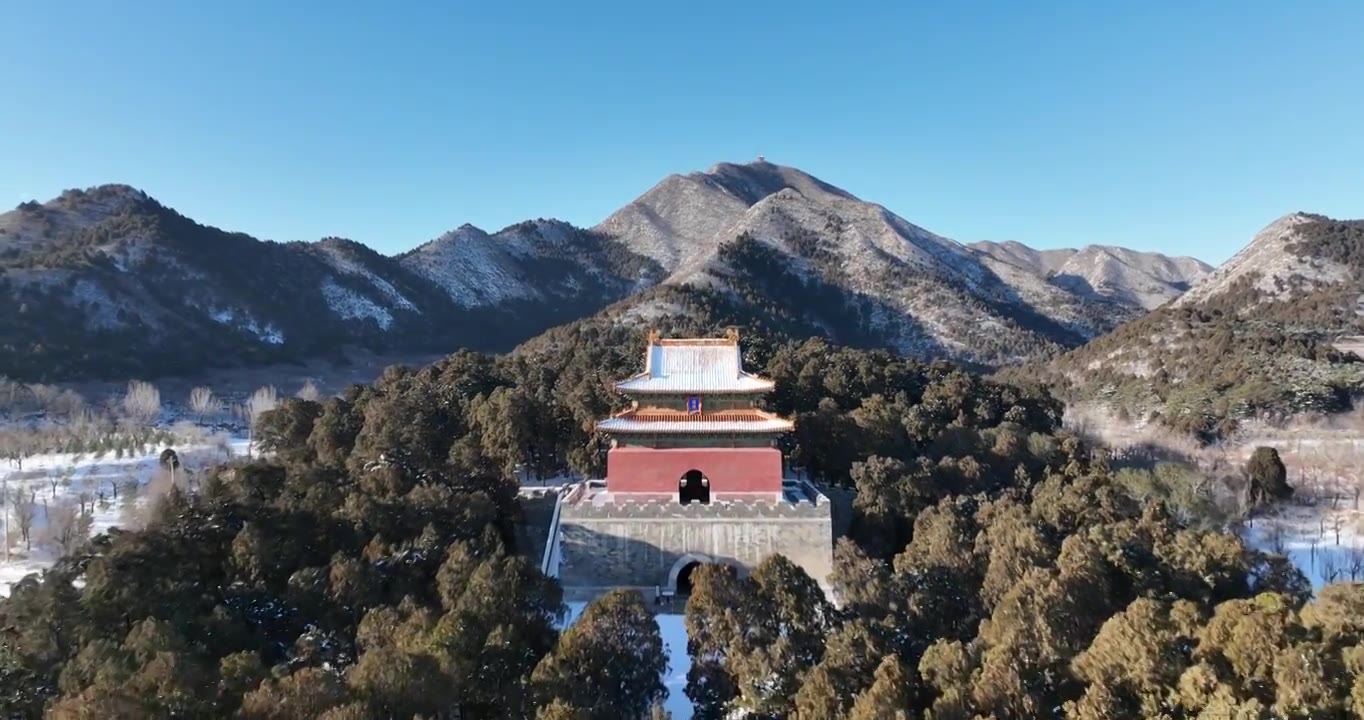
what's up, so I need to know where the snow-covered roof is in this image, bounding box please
[596,409,793,435]
[615,337,775,394]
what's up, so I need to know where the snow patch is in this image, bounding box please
[0,438,251,597]
[317,246,419,313]
[70,279,129,329]
[401,226,535,307]
[321,278,394,329]
[205,307,285,344]
[1241,438,1364,589]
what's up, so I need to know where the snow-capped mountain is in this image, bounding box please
[399,219,659,309]
[0,186,657,381]
[1172,213,1354,308]
[583,160,1160,366]
[0,162,1223,382]
[969,240,1212,310]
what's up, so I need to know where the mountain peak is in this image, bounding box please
[695,159,856,206]
[1174,211,1354,307]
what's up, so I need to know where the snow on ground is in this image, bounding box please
[1237,437,1364,589]
[321,279,395,329]
[207,307,286,344]
[1244,497,1364,589]
[562,601,692,718]
[0,437,251,597]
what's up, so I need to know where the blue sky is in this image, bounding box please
[2,1,1361,264]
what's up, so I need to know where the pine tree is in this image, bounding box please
[532,589,666,720]
[847,655,913,720]
[1245,446,1292,509]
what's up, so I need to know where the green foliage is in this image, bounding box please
[532,590,667,719]
[1019,216,1364,440]
[6,327,1360,718]
[1113,462,1231,528]
[1245,446,1293,509]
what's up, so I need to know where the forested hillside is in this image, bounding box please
[1021,214,1364,439]
[0,186,658,382]
[593,160,1147,367]
[4,328,1363,718]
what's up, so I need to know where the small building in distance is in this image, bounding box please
[555,330,834,599]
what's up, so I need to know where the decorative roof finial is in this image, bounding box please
[724,326,740,344]
[646,328,661,345]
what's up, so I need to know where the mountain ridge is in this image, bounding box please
[968,240,1212,310]
[0,185,658,381]
[1017,212,1364,437]
[1,161,1217,382]
[584,160,1156,367]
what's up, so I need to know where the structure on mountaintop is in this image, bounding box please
[554,330,833,599]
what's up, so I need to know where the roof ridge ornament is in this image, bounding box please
[725,326,740,344]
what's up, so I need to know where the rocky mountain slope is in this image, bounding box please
[572,161,1170,367]
[969,240,1212,310]
[1018,212,1364,437]
[398,219,657,308]
[1,161,1217,383]
[0,186,658,381]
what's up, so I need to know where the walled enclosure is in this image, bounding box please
[557,492,834,594]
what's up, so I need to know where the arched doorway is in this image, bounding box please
[678,469,710,505]
[676,561,702,595]
[667,553,713,595]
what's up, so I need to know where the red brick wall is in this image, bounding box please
[606,446,784,494]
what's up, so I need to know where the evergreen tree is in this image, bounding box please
[1245,446,1292,509]
[846,655,913,720]
[532,590,666,720]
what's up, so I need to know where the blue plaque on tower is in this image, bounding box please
[686,396,702,414]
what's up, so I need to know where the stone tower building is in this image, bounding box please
[554,331,834,598]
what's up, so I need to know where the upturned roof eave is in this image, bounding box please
[594,424,795,435]
[612,374,776,394]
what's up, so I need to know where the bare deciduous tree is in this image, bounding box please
[1330,515,1346,546]
[77,491,94,517]
[13,492,36,550]
[244,386,279,458]
[296,380,321,402]
[106,473,122,500]
[122,380,162,426]
[1321,554,1343,585]
[27,383,61,412]
[0,376,22,413]
[43,500,92,556]
[188,386,221,423]
[0,431,35,470]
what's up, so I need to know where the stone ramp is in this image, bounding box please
[514,489,560,568]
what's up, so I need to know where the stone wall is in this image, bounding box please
[558,493,834,592]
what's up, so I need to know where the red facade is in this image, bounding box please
[605,446,784,496]
[595,335,793,502]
